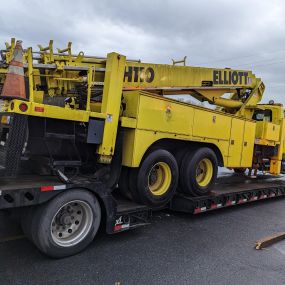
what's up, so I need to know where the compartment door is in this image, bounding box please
[241,121,256,167]
[227,118,244,167]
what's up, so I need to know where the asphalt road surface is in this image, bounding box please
[1,175,285,284]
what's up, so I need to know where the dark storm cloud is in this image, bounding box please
[0,0,284,102]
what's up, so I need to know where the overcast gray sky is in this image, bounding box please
[0,0,284,102]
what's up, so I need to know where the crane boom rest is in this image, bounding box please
[0,39,283,208]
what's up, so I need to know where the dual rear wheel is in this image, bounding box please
[119,147,218,207]
[119,150,178,207]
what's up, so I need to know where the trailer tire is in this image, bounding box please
[132,149,178,207]
[28,189,101,258]
[180,147,218,196]
[128,168,142,203]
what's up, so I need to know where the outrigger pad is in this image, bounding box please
[0,113,28,177]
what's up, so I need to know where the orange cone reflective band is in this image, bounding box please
[0,40,27,100]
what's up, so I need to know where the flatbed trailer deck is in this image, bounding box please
[0,175,285,224]
[171,175,285,214]
[1,174,285,239]
[0,175,151,235]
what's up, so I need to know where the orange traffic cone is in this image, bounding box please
[0,40,27,100]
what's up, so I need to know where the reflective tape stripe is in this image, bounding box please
[7,65,24,76]
[114,223,130,231]
[10,61,23,67]
[194,208,201,214]
[41,186,53,192]
[40,185,66,192]
[54,185,66,190]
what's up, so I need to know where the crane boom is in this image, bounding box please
[0,38,265,119]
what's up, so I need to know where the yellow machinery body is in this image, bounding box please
[0,38,284,176]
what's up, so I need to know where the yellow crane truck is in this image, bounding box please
[0,38,284,258]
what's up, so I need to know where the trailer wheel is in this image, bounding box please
[180,147,218,196]
[132,149,178,207]
[27,189,101,258]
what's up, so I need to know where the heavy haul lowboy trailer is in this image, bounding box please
[171,175,285,214]
[1,173,285,257]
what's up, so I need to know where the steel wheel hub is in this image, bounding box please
[51,200,93,247]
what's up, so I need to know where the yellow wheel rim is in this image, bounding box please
[196,158,213,187]
[148,162,172,196]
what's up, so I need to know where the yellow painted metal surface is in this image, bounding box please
[269,118,285,174]
[227,119,245,167]
[97,53,126,157]
[136,93,192,135]
[122,127,232,168]
[123,62,256,89]
[4,100,106,122]
[120,117,137,128]
[241,121,256,166]
[121,91,255,168]
[148,162,172,196]
[192,109,231,140]
[196,158,213,187]
[255,121,280,143]
[1,38,285,176]
[121,129,136,166]
[122,91,140,118]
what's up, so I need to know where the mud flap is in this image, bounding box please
[0,113,28,177]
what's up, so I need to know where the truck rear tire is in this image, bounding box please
[23,189,101,258]
[180,147,218,196]
[130,149,178,207]
[174,147,195,192]
[118,167,133,200]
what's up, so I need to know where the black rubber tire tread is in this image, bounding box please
[132,149,179,207]
[180,147,218,196]
[28,189,101,258]
[118,167,133,200]
[174,147,190,168]
[174,147,194,192]
[21,206,36,242]
[128,168,141,203]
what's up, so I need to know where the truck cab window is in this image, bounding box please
[253,109,272,122]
